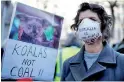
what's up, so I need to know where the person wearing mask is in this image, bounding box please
[61,2,124,81]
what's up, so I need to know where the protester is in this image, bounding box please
[61,2,124,81]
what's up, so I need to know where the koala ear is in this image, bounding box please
[16,14,29,22]
[42,19,51,26]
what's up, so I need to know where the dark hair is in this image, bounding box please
[71,2,112,40]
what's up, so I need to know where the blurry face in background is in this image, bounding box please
[23,19,43,38]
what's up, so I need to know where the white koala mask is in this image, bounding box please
[77,18,102,44]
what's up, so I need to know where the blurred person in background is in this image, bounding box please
[1,1,15,81]
[61,2,124,81]
[62,29,82,48]
[1,1,13,60]
[1,1,13,47]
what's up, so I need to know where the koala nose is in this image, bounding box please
[33,25,36,33]
[33,29,36,33]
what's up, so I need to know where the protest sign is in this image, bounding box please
[2,2,63,81]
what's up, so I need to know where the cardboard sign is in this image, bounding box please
[2,2,63,81]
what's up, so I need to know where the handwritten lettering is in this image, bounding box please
[12,44,47,58]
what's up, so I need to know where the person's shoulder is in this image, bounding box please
[116,51,124,61]
[118,53,124,62]
[115,51,124,68]
[61,52,79,81]
[63,52,80,67]
[63,55,76,65]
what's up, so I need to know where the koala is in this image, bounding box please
[16,13,54,48]
[16,13,44,43]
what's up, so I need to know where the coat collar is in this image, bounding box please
[69,41,117,64]
[69,41,117,81]
[97,42,116,64]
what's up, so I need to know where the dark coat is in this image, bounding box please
[61,42,124,81]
